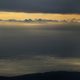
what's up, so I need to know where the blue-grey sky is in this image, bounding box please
[0,0,80,13]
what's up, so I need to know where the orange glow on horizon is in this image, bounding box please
[0,11,80,20]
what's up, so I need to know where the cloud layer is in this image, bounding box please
[0,0,80,13]
[0,24,80,76]
[0,24,80,58]
[0,56,80,76]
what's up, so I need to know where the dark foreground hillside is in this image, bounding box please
[0,71,80,80]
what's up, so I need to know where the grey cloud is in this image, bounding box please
[0,56,80,76]
[0,24,80,76]
[0,0,80,13]
[0,24,80,58]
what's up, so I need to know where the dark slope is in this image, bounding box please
[0,71,80,80]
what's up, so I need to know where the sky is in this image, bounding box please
[0,0,80,76]
[0,0,80,13]
[0,0,80,20]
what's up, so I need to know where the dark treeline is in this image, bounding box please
[0,18,80,23]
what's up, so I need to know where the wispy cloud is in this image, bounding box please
[0,56,80,76]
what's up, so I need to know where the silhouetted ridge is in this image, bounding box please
[0,71,80,80]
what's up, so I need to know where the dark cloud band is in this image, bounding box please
[0,24,80,58]
[0,0,80,13]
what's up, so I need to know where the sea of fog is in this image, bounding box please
[0,23,80,76]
